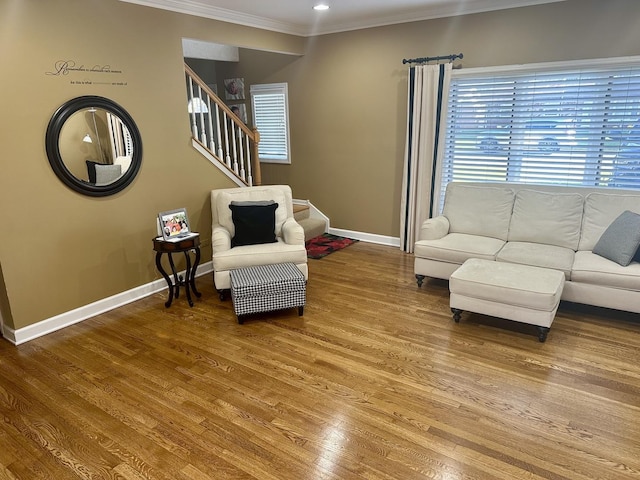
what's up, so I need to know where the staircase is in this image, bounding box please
[185,64,328,240]
[293,201,328,241]
[185,63,261,187]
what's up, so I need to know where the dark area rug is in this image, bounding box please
[306,233,359,259]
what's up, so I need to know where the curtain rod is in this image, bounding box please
[402,53,463,65]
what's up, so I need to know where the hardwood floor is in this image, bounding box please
[1,242,639,479]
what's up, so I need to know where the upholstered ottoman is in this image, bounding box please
[449,258,565,342]
[229,262,306,324]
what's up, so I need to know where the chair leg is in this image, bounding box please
[537,326,550,343]
[416,274,425,287]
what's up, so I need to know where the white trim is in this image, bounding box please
[120,0,567,37]
[328,227,400,248]
[452,55,640,78]
[3,262,213,346]
[192,139,245,186]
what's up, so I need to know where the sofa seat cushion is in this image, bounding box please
[213,240,307,272]
[571,251,640,291]
[496,242,575,280]
[414,233,505,264]
[508,189,583,250]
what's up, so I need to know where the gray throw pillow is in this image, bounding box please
[592,210,640,266]
[94,164,122,185]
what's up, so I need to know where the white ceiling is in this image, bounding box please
[121,0,567,36]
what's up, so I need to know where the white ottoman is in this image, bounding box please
[449,258,565,342]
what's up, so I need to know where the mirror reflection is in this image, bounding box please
[45,96,142,197]
[58,108,134,185]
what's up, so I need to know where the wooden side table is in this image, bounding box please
[153,234,202,307]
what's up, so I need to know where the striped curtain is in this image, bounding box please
[400,63,452,253]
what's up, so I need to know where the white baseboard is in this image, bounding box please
[328,227,400,248]
[3,261,213,346]
[3,227,400,345]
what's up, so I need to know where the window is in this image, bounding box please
[250,83,291,163]
[439,58,640,211]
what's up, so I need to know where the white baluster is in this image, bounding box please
[238,130,246,181]
[215,103,224,160]
[223,111,231,167]
[197,85,207,145]
[187,77,198,138]
[245,134,253,186]
[206,95,215,153]
[231,122,239,174]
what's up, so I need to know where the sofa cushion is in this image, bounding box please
[496,242,575,279]
[571,251,640,291]
[443,184,514,240]
[579,192,640,251]
[592,210,640,266]
[212,239,308,272]
[414,233,505,264]
[508,189,583,250]
[229,202,279,247]
[217,188,287,237]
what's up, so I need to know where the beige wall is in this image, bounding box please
[259,0,640,236]
[0,0,304,330]
[2,0,640,333]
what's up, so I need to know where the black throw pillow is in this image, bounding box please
[86,160,100,183]
[229,202,279,247]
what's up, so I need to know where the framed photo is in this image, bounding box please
[230,104,247,123]
[224,77,245,100]
[158,208,194,241]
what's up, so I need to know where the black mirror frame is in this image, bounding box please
[45,95,143,197]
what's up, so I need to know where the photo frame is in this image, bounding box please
[158,208,195,241]
[230,104,247,123]
[224,78,245,100]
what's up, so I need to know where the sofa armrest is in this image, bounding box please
[419,216,450,240]
[281,217,305,245]
[211,224,231,253]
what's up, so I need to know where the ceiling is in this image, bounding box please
[120,0,567,36]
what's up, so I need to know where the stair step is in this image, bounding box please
[293,204,310,221]
[298,217,326,242]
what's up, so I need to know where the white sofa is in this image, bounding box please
[414,182,640,314]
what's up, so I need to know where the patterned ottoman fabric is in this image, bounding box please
[230,263,306,320]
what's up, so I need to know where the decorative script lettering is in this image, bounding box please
[46,60,124,76]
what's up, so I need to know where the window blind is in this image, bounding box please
[439,61,640,211]
[250,83,290,163]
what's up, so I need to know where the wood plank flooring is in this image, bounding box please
[1,241,639,479]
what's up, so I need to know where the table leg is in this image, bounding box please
[167,253,180,300]
[183,252,194,307]
[190,247,202,298]
[155,252,174,308]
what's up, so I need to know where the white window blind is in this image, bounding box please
[440,59,640,211]
[250,83,291,163]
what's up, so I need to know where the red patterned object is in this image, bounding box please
[305,233,358,259]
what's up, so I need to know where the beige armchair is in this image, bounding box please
[210,185,308,298]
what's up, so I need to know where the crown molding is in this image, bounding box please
[120,0,567,37]
[119,0,309,36]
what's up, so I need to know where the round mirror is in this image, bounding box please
[45,96,143,197]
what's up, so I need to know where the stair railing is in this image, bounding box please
[185,64,261,186]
